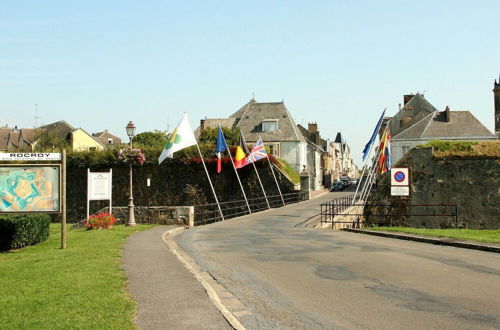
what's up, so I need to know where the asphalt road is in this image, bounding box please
[176,191,500,330]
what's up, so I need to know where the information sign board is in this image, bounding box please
[391,186,410,196]
[88,172,112,200]
[0,153,62,161]
[0,165,61,213]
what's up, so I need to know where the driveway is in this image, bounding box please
[175,192,500,329]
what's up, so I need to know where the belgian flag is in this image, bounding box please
[234,132,249,169]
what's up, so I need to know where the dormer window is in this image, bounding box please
[262,119,278,132]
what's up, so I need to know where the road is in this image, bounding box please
[175,192,500,329]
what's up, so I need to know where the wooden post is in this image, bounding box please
[61,149,67,249]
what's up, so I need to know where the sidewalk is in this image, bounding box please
[122,226,232,330]
[342,228,500,253]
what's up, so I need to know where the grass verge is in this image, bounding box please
[0,223,154,329]
[369,227,500,244]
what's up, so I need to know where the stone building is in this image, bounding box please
[388,94,496,164]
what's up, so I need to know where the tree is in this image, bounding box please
[133,130,168,149]
[198,126,240,146]
[33,131,70,151]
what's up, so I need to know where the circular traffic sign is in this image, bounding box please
[394,171,405,183]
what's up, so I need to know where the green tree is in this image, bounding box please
[198,126,240,146]
[133,130,168,149]
[33,131,70,152]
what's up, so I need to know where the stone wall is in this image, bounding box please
[367,147,500,229]
[65,159,296,222]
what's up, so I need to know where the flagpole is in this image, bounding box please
[352,108,386,204]
[360,146,384,203]
[251,162,271,209]
[242,134,270,210]
[266,156,285,206]
[195,142,225,221]
[219,125,252,214]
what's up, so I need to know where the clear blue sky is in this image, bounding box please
[1,0,499,165]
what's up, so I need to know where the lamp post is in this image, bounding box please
[126,121,136,226]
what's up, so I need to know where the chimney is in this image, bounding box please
[200,119,205,132]
[308,122,318,133]
[403,94,415,105]
[445,106,451,122]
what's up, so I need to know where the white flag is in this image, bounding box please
[158,113,197,164]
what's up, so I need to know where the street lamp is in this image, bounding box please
[126,121,136,226]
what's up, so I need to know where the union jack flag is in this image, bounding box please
[246,138,267,164]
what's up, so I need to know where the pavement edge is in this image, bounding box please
[161,227,246,330]
[342,228,500,253]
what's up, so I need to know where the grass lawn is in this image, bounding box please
[0,223,154,329]
[369,227,500,244]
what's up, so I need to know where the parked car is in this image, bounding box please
[341,179,349,187]
[331,181,345,191]
[350,179,358,185]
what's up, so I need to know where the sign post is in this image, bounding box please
[87,169,113,222]
[0,152,66,248]
[391,167,410,196]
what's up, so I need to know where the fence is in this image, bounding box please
[194,192,308,226]
[320,196,458,229]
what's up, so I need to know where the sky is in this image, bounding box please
[1,0,499,165]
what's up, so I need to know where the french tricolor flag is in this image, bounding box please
[215,126,228,173]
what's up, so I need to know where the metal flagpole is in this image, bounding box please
[360,146,384,203]
[195,142,225,221]
[219,124,252,214]
[242,134,270,210]
[352,108,387,204]
[264,150,285,206]
[251,161,271,209]
[266,157,285,206]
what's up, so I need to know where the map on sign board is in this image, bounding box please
[0,166,60,212]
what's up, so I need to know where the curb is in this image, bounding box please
[161,227,246,330]
[342,228,500,253]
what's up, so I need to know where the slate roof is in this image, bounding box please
[296,124,326,151]
[393,110,496,140]
[233,101,306,142]
[39,120,74,139]
[388,93,438,136]
[92,130,122,145]
[0,128,11,150]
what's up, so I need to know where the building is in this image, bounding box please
[0,121,107,152]
[39,121,105,152]
[389,94,497,164]
[197,99,309,173]
[92,129,122,147]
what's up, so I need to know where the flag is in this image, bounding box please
[378,128,391,174]
[158,113,197,164]
[362,109,386,161]
[234,132,249,169]
[385,131,392,172]
[246,138,267,164]
[215,126,228,173]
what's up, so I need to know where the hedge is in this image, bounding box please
[0,214,51,251]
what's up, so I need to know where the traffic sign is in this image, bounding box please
[391,168,409,186]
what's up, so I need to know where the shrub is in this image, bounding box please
[85,213,117,230]
[0,214,51,251]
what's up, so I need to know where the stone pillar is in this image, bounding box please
[300,166,310,201]
[174,206,195,227]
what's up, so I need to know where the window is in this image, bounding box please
[267,143,280,157]
[107,138,113,144]
[262,120,278,132]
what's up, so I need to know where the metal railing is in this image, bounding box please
[194,192,308,226]
[320,197,458,229]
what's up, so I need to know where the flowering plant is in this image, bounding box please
[85,212,117,230]
[118,148,146,165]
